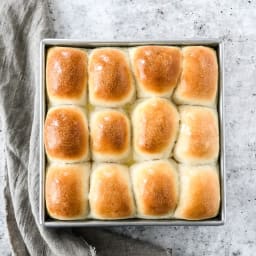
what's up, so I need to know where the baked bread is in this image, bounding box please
[131,160,179,218]
[44,106,89,163]
[174,164,220,220]
[130,46,182,98]
[44,44,221,222]
[89,48,135,107]
[174,106,219,164]
[89,163,135,219]
[90,109,131,162]
[45,163,90,220]
[46,47,87,106]
[173,46,218,106]
[132,97,179,161]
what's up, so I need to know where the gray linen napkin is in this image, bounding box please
[0,0,171,255]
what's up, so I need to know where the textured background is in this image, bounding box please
[1,0,256,255]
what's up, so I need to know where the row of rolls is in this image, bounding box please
[46,45,218,107]
[46,161,220,220]
[44,100,219,164]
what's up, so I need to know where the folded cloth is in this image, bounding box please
[0,0,171,255]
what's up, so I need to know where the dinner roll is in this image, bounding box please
[45,163,90,220]
[132,98,179,161]
[90,109,131,162]
[89,163,135,219]
[174,106,219,164]
[131,160,179,218]
[46,47,87,106]
[174,165,220,220]
[173,46,218,106]
[130,46,182,98]
[89,48,135,107]
[44,106,89,163]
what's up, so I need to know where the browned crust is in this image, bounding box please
[135,161,178,216]
[177,46,218,102]
[135,98,179,153]
[132,46,182,94]
[91,110,130,155]
[44,107,88,161]
[176,166,220,220]
[45,164,87,219]
[89,48,133,101]
[46,47,87,99]
[90,164,134,219]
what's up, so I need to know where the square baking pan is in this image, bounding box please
[39,39,225,227]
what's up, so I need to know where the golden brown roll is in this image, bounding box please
[174,106,219,164]
[44,106,89,163]
[45,163,90,220]
[130,46,182,98]
[88,48,135,107]
[46,47,87,106]
[132,98,179,161]
[174,165,220,220]
[131,160,179,219]
[173,46,218,106]
[89,163,135,219]
[90,109,131,162]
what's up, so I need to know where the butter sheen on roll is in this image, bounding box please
[90,109,131,163]
[173,46,218,106]
[46,47,87,106]
[89,48,135,107]
[132,97,179,161]
[44,106,89,163]
[89,163,135,219]
[174,106,219,164]
[174,164,220,220]
[130,46,182,98]
[45,163,90,220]
[131,160,179,219]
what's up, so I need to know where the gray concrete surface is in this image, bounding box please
[1,0,256,255]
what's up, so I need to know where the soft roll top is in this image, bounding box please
[90,109,131,162]
[131,160,179,218]
[45,163,90,220]
[89,48,135,107]
[46,47,87,105]
[174,165,220,220]
[132,97,179,161]
[89,163,135,219]
[174,105,219,164]
[173,46,218,106]
[44,106,89,163]
[130,46,182,98]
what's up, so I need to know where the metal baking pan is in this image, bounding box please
[39,39,225,227]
